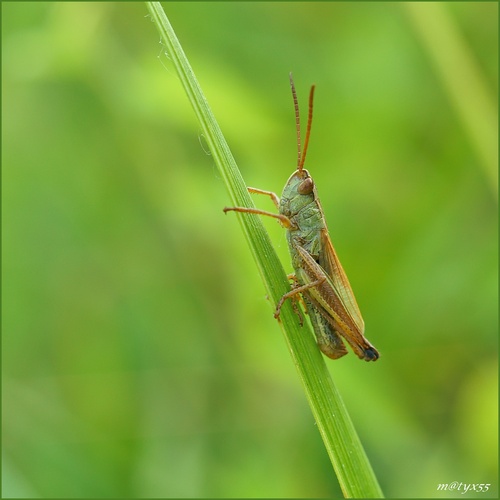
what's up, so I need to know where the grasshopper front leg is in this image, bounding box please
[247,187,280,209]
[223,187,293,227]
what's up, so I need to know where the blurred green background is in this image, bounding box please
[2,2,497,498]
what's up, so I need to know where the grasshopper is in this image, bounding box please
[224,74,379,362]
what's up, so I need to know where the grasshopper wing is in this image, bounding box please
[318,228,365,335]
[318,229,378,360]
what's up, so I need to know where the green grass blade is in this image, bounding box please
[145,2,383,497]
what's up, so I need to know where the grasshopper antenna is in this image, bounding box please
[299,84,315,170]
[290,73,315,171]
[289,73,302,171]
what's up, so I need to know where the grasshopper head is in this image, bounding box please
[281,168,317,216]
[285,167,315,196]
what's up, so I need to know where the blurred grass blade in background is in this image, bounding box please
[146,2,383,498]
[404,2,498,200]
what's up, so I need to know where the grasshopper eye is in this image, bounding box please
[298,177,314,195]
